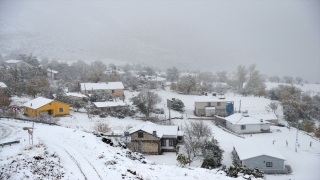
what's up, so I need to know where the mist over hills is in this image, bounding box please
[0,1,319,82]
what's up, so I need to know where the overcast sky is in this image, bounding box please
[0,0,319,82]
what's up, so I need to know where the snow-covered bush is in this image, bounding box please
[0,142,65,180]
[109,106,135,119]
[94,122,110,133]
[221,159,264,179]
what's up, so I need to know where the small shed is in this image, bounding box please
[233,140,288,174]
[93,101,127,113]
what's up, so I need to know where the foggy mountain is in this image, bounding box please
[0,1,319,82]
[0,1,195,69]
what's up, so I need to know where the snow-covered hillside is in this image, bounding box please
[1,89,320,180]
[265,82,320,95]
[0,120,247,180]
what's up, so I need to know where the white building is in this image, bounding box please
[224,113,270,134]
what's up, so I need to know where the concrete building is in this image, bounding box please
[194,96,234,116]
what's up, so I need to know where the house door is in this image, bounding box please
[48,110,52,115]
[138,141,141,153]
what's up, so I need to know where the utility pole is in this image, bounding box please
[32,122,34,145]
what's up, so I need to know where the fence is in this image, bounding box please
[0,140,20,147]
[0,116,57,126]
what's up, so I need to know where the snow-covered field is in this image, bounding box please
[265,82,320,95]
[1,88,320,180]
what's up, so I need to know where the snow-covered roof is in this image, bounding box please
[233,140,285,160]
[194,96,233,102]
[80,82,124,90]
[146,76,166,82]
[66,92,88,98]
[129,121,178,138]
[23,97,54,109]
[205,107,216,110]
[225,113,269,125]
[5,60,21,64]
[47,69,59,74]
[0,82,7,88]
[93,101,127,108]
[251,113,278,121]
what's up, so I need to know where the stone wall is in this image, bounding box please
[129,131,161,154]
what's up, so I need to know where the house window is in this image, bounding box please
[217,102,221,106]
[59,108,64,112]
[169,140,174,146]
[26,107,28,112]
[241,125,246,130]
[138,132,143,138]
[207,102,211,106]
[161,140,166,146]
[112,90,115,93]
[266,162,273,167]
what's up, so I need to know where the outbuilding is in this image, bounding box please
[233,140,288,174]
[93,101,127,113]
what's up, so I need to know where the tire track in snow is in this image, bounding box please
[0,124,13,141]
[63,149,88,180]
[45,139,102,180]
[82,156,103,180]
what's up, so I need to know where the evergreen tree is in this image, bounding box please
[201,138,224,169]
[170,98,185,112]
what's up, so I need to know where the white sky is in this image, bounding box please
[0,0,319,82]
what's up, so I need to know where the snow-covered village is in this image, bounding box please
[0,1,319,180]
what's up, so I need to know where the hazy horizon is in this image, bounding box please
[0,0,319,82]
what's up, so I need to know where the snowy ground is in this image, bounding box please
[265,82,320,95]
[1,88,320,179]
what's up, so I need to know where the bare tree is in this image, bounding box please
[182,121,212,162]
[130,90,161,118]
[87,60,106,82]
[268,102,278,113]
[283,76,294,84]
[236,65,247,89]
[177,75,196,94]
[296,77,303,84]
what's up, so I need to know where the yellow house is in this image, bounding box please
[23,97,70,117]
